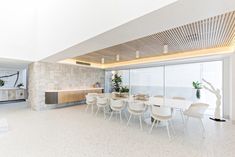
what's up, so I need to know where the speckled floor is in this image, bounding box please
[0,102,234,157]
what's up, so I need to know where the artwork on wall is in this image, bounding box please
[0,71,20,87]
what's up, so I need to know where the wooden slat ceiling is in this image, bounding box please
[75,11,235,64]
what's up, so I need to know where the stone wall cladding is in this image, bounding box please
[28,62,105,111]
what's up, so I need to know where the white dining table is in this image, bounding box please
[99,93,193,110]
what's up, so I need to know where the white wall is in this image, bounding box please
[0,0,36,61]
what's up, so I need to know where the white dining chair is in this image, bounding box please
[85,94,97,114]
[149,105,175,139]
[184,103,209,138]
[127,101,146,130]
[96,96,109,118]
[172,96,186,123]
[109,99,126,122]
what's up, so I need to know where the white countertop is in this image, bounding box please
[46,88,103,92]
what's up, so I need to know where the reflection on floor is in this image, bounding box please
[0,102,234,157]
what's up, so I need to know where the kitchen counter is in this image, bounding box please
[45,88,103,104]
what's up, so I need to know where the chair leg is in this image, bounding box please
[169,120,175,135]
[124,110,128,120]
[184,116,189,133]
[85,104,89,112]
[149,119,156,134]
[127,114,132,126]
[166,121,171,140]
[109,111,113,120]
[180,110,185,123]
[156,120,159,128]
[103,108,106,119]
[199,118,206,138]
[139,115,143,130]
[91,104,94,114]
[119,111,122,123]
[95,107,100,116]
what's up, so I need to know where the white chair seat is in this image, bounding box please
[184,110,204,118]
[184,103,209,138]
[127,101,146,130]
[149,105,174,139]
[109,99,125,122]
[96,96,109,118]
[152,114,172,121]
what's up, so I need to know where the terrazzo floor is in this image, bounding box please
[0,102,235,157]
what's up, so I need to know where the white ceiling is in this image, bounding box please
[0,0,177,62]
[1,0,235,67]
[43,0,235,62]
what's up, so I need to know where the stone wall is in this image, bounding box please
[28,62,105,111]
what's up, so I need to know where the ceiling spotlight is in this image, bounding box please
[163,45,168,54]
[101,58,104,64]
[116,54,120,61]
[136,50,140,59]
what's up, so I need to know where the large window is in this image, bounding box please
[130,67,164,96]
[105,60,223,115]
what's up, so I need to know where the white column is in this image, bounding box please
[230,52,235,123]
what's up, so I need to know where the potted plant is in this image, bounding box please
[112,73,122,92]
[192,81,202,99]
[0,79,5,87]
[17,83,24,89]
[120,86,129,97]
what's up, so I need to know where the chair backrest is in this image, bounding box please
[128,101,145,111]
[96,96,108,105]
[149,97,162,105]
[151,105,172,117]
[172,96,185,100]
[187,103,209,115]
[110,99,124,108]
[134,94,149,101]
[85,95,96,104]
[87,93,98,97]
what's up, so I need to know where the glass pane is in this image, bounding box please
[104,71,112,93]
[130,67,164,96]
[165,63,201,101]
[105,70,130,93]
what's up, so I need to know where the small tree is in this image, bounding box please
[112,74,122,92]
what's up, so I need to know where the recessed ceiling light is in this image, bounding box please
[136,51,140,59]
[101,58,104,64]
[163,45,168,54]
[116,54,120,61]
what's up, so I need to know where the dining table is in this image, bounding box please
[99,93,193,110]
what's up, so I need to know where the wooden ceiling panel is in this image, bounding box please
[75,11,235,64]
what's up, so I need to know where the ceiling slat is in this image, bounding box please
[75,11,235,64]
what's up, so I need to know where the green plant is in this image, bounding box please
[0,79,5,87]
[112,74,122,92]
[17,83,24,88]
[192,81,202,89]
[120,86,129,93]
[192,81,202,99]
